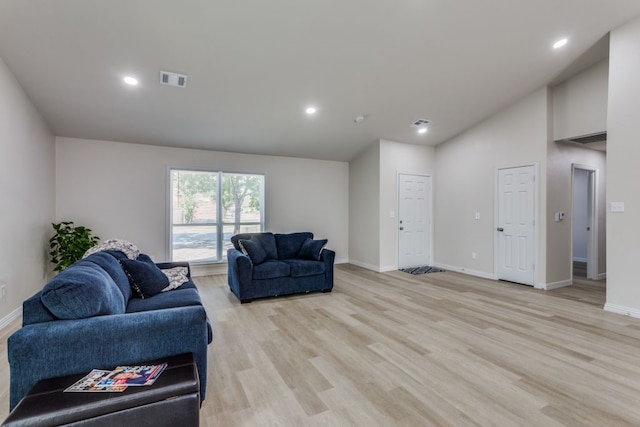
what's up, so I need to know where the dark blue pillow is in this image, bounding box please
[41,263,126,319]
[239,238,268,265]
[120,254,169,299]
[298,238,327,261]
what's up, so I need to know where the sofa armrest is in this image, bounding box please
[226,249,253,301]
[156,261,191,279]
[320,248,335,290]
[8,305,209,410]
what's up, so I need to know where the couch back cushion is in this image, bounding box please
[275,232,314,259]
[231,232,277,260]
[83,251,132,301]
[41,261,126,319]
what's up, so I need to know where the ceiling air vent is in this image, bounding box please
[160,71,187,88]
[410,119,430,127]
[565,132,607,145]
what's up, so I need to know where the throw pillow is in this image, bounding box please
[120,254,170,298]
[41,263,126,319]
[83,239,140,260]
[298,238,327,261]
[239,238,268,265]
[160,266,190,292]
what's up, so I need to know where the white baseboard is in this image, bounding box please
[542,279,573,290]
[432,263,496,280]
[0,306,21,331]
[604,303,640,319]
[348,260,397,273]
[597,273,607,280]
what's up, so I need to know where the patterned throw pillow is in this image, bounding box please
[161,267,190,292]
[83,239,140,260]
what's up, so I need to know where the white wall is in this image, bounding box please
[0,57,55,323]
[606,15,640,316]
[434,87,549,283]
[349,142,380,270]
[349,139,435,271]
[56,137,349,265]
[379,140,435,270]
[553,59,608,141]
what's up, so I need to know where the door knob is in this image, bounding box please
[497,227,504,232]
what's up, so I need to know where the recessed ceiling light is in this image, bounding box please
[123,76,139,86]
[305,106,317,115]
[418,127,428,134]
[553,38,568,49]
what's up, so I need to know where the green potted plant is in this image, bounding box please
[49,221,100,272]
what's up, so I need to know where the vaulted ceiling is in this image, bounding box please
[1,1,639,161]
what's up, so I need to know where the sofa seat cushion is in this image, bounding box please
[126,287,202,313]
[41,261,126,319]
[283,259,325,277]
[252,260,291,280]
[275,232,313,259]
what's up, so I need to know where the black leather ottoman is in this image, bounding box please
[3,353,199,427]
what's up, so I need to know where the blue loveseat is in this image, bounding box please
[227,232,335,303]
[7,250,212,411]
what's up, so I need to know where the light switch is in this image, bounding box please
[611,202,625,213]
[475,212,480,220]
[389,211,396,218]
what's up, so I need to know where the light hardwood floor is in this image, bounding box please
[3,265,640,426]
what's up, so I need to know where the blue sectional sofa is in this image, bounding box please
[7,250,212,411]
[227,232,335,303]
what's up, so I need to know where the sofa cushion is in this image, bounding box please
[83,251,132,301]
[121,254,170,299]
[41,262,126,319]
[231,232,277,260]
[126,287,203,313]
[275,232,313,259]
[239,238,268,265]
[283,259,325,277]
[298,238,327,261]
[252,260,291,280]
[160,266,190,291]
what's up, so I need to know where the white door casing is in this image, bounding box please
[496,165,535,286]
[398,173,432,268]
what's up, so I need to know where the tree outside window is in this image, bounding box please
[171,170,264,263]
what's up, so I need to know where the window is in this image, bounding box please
[170,170,264,263]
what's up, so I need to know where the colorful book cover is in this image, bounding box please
[96,363,168,387]
[64,369,128,392]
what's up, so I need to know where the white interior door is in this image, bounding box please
[398,174,431,268]
[497,166,535,285]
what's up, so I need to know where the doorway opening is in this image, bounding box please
[571,165,598,280]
